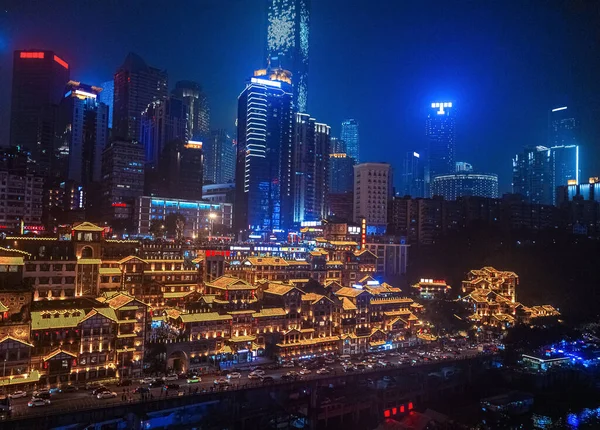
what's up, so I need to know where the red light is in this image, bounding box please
[112,202,127,208]
[53,55,69,69]
[392,407,397,415]
[408,402,413,410]
[400,405,405,413]
[384,410,391,418]
[20,52,45,59]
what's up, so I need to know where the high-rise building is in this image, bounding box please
[113,52,168,141]
[291,113,330,223]
[513,145,578,205]
[426,102,456,195]
[341,119,359,163]
[328,153,354,194]
[353,162,392,234]
[204,129,236,185]
[431,172,499,200]
[172,81,210,140]
[99,80,114,130]
[101,140,145,223]
[267,0,310,113]
[0,171,44,231]
[330,137,345,154]
[140,96,189,167]
[158,140,204,201]
[549,106,578,147]
[400,151,425,198]
[59,81,108,185]
[235,68,294,236]
[9,50,70,177]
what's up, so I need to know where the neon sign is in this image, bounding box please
[431,102,452,115]
[53,55,69,69]
[20,52,44,59]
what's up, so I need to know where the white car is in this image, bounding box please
[227,372,241,379]
[299,369,311,375]
[140,377,154,384]
[247,372,261,380]
[32,389,50,398]
[164,374,178,381]
[97,391,117,399]
[281,362,295,368]
[253,369,265,376]
[316,368,330,375]
[9,391,27,399]
[28,398,50,407]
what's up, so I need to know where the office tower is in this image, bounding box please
[235,68,294,235]
[431,172,499,200]
[0,171,43,230]
[400,151,425,198]
[59,81,108,185]
[341,119,359,163]
[101,140,145,223]
[328,153,354,194]
[426,102,456,195]
[9,50,70,177]
[113,52,168,141]
[291,113,330,223]
[552,144,579,190]
[353,162,392,234]
[140,96,189,167]
[204,129,236,185]
[549,106,578,147]
[155,140,204,201]
[267,0,310,113]
[330,137,345,153]
[172,81,210,140]
[99,80,114,130]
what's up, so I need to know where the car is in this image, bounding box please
[299,369,311,375]
[48,387,61,394]
[117,379,132,387]
[164,374,178,381]
[281,362,295,368]
[9,391,27,399]
[248,372,262,380]
[316,368,330,375]
[91,386,108,396]
[324,359,335,365]
[140,377,154,384]
[28,398,50,407]
[85,382,103,390]
[227,372,241,379]
[134,386,150,394]
[213,378,229,386]
[32,389,50,398]
[163,384,180,391]
[261,376,274,384]
[252,369,265,376]
[59,385,78,393]
[186,376,201,384]
[97,391,117,399]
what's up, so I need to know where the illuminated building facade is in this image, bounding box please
[267,0,310,113]
[341,119,360,163]
[204,129,235,185]
[10,50,70,178]
[172,80,210,140]
[60,81,109,185]
[113,52,168,141]
[353,163,392,233]
[0,171,43,230]
[101,140,145,223]
[235,69,294,236]
[431,172,499,200]
[411,279,451,300]
[426,102,455,196]
[329,153,354,194]
[400,151,425,198]
[98,80,114,130]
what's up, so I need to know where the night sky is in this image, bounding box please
[1,0,599,192]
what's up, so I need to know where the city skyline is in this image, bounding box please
[1,1,599,193]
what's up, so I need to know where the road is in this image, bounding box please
[7,346,487,419]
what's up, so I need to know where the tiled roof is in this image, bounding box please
[301,293,332,305]
[206,275,256,290]
[0,301,8,312]
[0,257,24,266]
[335,287,367,298]
[163,291,192,299]
[229,335,256,342]
[78,259,102,265]
[179,312,233,323]
[106,293,135,309]
[326,261,344,266]
[43,348,77,361]
[31,310,85,330]
[244,257,289,266]
[0,335,33,348]
[117,255,147,265]
[341,297,357,311]
[370,297,414,305]
[99,267,122,275]
[264,284,296,296]
[72,222,105,232]
[252,308,287,318]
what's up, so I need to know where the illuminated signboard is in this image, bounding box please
[250,77,281,88]
[431,102,452,115]
[53,55,69,69]
[20,52,44,59]
[74,90,97,99]
[361,218,366,249]
[413,152,420,158]
[366,280,380,286]
[348,226,361,235]
[112,202,127,208]
[185,141,203,149]
[352,284,363,289]
[300,220,322,227]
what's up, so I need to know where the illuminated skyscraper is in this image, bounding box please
[172,81,210,140]
[341,119,359,163]
[235,68,294,236]
[400,151,425,198]
[353,162,392,234]
[98,80,114,130]
[113,52,168,141]
[328,153,354,194]
[267,0,310,113]
[426,102,456,196]
[204,129,236,185]
[9,50,70,177]
[330,137,345,153]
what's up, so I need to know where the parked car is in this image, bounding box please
[9,391,27,399]
[186,376,201,384]
[213,378,229,386]
[227,372,241,379]
[316,368,330,375]
[28,398,50,407]
[97,391,117,399]
[281,362,295,368]
[91,386,109,396]
[32,389,50,398]
[164,374,178,381]
[59,385,78,393]
[117,379,132,387]
[248,372,262,380]
[134,387,150,394]
[139,377,154,384]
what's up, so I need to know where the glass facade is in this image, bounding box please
[431,173,499,200]
[341,119,359,163]
[425,103,456,196]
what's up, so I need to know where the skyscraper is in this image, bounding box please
[172,81,210,140]
[328,153,354,194]
[204,129,236,185]
[267,0,310,113]
[291,113,330,223]
[113,52,168,141]
[330,137,345,153]
[140,96,189,167]
[59,81,108,185]
[431,172,499,200]
[99,80,114,130]
[400,151,425,198]
[341,119,359,163]
[552,144,579,192]
[549,106,578,147]
[235,68,294,236]
[353,162,392,234]
[9,50,70,177]
[426,102,456,195]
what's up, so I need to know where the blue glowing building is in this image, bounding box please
[235,68,294,237]
[426,102,456,196]
[341,119,360,163]
[99,80,114,130]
